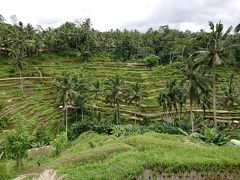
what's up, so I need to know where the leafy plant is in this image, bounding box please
[141,116,151,126]
[203,128,230,145]
[51,132,68,156]
[144,54,160,67]
[111,125,146,137]
[4,115,35,169]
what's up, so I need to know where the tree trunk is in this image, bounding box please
[189,79,194,133]
[16,152,22,170]
[81,107,84,122]
[179,103,182,127]
[212,66,217,128]
[66,107,68,140]
[190,97,194,133]
[228,107,231,126]
[34,66,42,77]
[115,104,119,125]
[203,106,206,120]
[135,102,137,125]
[19,70,24,93]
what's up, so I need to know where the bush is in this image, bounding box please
[111,125,147,137]
[32,124,52,147]
[141,116,151,126]
[51,132,68,156]
[148,122,180,134]
[4,116,35,169]
[144,54,160,67]
[203,128,230,145]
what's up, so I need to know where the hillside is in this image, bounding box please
[1,59,240,127]
[6,131,240,179]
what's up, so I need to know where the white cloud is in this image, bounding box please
[0,0,239,31]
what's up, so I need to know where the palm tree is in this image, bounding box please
[176,87,187,124]
[198,90,212,120]
[74,76,89,122]
[91,80,101,114]
[105,75,125,125]
[158,91,170,119]
[127,82,147,124]
[178,56,209,132]
[55,73,77,139]
[219,74,240,120]
[235,23,240,34]
[9,49,27,93]
[200,21,232,128]
[166,80,179,115]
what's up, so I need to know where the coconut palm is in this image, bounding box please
[105,75,125,124]
[198,90,212,120]
[235,23,240,34]
[166,80,179,114]
[158,91,170,119]
[74,76,89,122]
[176,87,187,124]
[55,73,77,139]
[219,74,240,119]
[91,80,101,114]
[178,56,209,132]
[199,21,232,128]
[9,49,27,93]
[127,82,148,124]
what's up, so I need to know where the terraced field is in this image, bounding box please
[1,61,240,125]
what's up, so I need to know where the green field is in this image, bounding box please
[1,58,240,179]
[2,131,239,179]
[1,59,240,126]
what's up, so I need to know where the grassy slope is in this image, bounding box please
[1,57,240,126]
[17,131,240,179]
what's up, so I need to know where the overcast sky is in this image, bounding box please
[0,0,240,32]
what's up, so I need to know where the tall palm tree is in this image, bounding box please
[9,49,27,93]
[235,23,240,34]
[91,80,101,114]
[74,75,89,122]
[55,73,77,139]
[178,56,209,132]
[158,91,170,119]
[166,80,179,115]
[105,75,125,125]
[200,21,232,128]
[127,82,147,124]
[198,90,212,120]
[176,87,187,124]
[219,74,240,119]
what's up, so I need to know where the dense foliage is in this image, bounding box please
[1,16,240,65]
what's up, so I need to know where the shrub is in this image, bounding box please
[203,128,230,145]
[144,54,160,67]
[4,116,35,169]
[111,125,147,137]
[51,132,68,156]
[148,122,180,134]
[32,124,52,147]
[141,116,151,126]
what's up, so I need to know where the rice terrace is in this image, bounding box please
[0,0,240,179]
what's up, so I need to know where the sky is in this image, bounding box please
[0,0,240,32]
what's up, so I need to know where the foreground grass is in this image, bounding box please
[11,131,240,179]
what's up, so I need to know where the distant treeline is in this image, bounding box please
[0,15,240,64]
